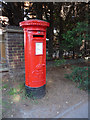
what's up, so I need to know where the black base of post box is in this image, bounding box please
[25,85,46,99]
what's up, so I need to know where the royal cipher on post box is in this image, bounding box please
[20,19,49,98]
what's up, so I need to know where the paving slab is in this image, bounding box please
[56,100,88,118]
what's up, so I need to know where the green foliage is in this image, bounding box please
[61,21,89,51]
[0,84,8,91]
[2,84,8,89]
[54,59,66,66]
[8,84,24,95]
[65,66,89,90]
[7,83,39,103]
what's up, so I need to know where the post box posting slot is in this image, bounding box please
[33,35,44,38]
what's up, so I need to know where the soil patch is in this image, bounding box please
[2,65,88,118]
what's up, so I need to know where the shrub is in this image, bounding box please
[65,66,89,90]
[54,59,66,66]
[61,21,89,52]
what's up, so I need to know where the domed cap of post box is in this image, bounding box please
[20,19,49,28]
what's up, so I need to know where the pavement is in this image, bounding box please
[56,100,88,118]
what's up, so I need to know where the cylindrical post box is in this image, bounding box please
[20,19,49,98]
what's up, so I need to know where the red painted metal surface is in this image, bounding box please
[20,20,49,88]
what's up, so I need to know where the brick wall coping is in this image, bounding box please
[6,29,23,33]
[3,26,24,33]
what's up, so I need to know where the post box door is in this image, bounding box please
[27,31,46,87]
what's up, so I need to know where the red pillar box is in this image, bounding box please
[20,20,49,98]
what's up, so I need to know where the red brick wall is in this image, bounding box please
[5,26,25,74]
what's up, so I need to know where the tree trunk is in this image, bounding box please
[72,48,75,59]
[58,3,63,58]
[48,3,53,58]
[84,41,87,57]
[36,3,43,20]
[58,16,63,58]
